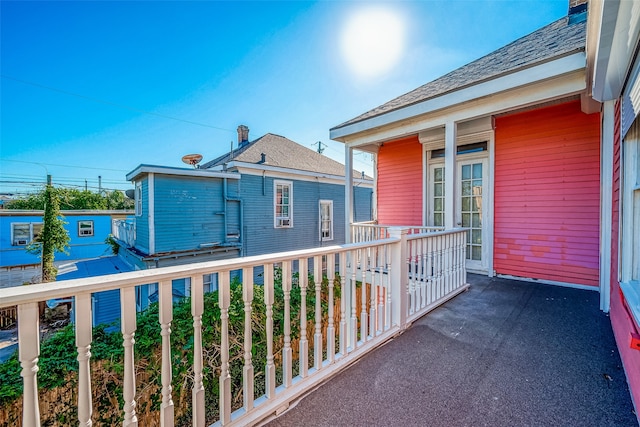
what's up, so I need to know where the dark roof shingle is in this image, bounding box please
[202,133,363,177]
[332,16,586,130]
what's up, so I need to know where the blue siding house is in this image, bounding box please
[0,210,131,288]
[117,128,373,274]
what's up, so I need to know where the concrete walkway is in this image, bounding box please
[267,274,637,427]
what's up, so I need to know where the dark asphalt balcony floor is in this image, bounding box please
[266,274,638,427]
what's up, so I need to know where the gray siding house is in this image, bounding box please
[114,128,372,303]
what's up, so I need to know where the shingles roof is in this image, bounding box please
[202,133,365,177]
[332,16,586,130]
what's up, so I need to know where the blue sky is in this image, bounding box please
[1,0,568,195]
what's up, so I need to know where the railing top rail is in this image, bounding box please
[0,237,399,308]
[404,227,466,241]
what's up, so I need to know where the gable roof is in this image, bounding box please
[202,133,365,177]
[332,15,586,131]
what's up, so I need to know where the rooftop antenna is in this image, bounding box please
[182,153,203,169]
[312,141,326,154]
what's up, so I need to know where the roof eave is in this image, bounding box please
[331,51,586,142]
[126,164,240,182]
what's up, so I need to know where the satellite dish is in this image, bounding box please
[125,189,135,199]
[182,154,203,168]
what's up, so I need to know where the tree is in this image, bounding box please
[26,183,70,282]
[6,188,134,210]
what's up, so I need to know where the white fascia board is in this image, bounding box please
[341,68,587,149]
[126,164,240,181]
[591,0,640,102]
[226,161,374,187]
[331,52,586,142]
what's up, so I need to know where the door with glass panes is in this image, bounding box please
[428,163,446,228]
[457,158,488,272]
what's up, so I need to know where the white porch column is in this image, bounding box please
[345,145,354,243]
[444,121,457,229]
[372,151,378,223]
[600,100,614,312]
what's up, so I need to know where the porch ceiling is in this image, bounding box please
[266,274,637,426]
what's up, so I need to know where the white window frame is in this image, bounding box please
[274,180,293,228]
[11,222,43,246]
[135,182,142,217]
[619,119,640,328]
[77,220,94,237]
[319,200,334,241]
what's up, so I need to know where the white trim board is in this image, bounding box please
[332,52,586,141]
[126,165,240,181]
[337,69,587,150]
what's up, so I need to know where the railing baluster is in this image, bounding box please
[369,246,376,338]
[408,241,416,315]
[339,251,347,356]
[219,271,231,425]
[326,253,335,363]
[385,243,392,331]
[376,247,384,334]
[18,302,40,427]
[191,275,205,427]
[159,280,174,426]
[75,293,93,427]
[242,267,254,411]
[426,236,434,306]
[282,261,293,388]
[350,249,358,347]
[436,235,443,300]
[264,264,276,398]
[298,259,309,376]
[360,248,368,341]
[121,286,138,426]
[419,237,427,310]
[313,255,322,370]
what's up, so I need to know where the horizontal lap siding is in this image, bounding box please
[153,175,226,253]
[377,136,422,225]
[494,101,601,287]
[609,99,640,413]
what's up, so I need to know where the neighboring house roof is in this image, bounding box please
[56,256,133,280]
[332,15,587,130]
[202,133,369,178]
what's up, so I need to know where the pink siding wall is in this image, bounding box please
[609,100,640,416]
[377,136,423,225]
[494,101,601,287]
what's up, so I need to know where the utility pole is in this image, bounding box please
[98,176,102,195]
[312,141,326,154]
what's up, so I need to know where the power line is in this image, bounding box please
[0,159,129,173]
[1,74,236,133]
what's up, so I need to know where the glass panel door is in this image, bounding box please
[428,164,445,227]
[458,159,487,271]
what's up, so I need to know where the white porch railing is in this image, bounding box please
[112,218,135,247]
[0,227,467,427]
[351,222,445,243]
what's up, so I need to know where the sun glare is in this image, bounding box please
[340,7,405,79]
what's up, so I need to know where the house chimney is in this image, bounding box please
[259,153,267,164]
[568,0,587,15]
[237,125,249,147]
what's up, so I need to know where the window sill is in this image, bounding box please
[620,280,640,331]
